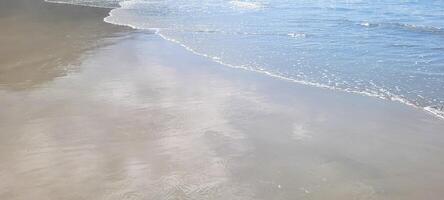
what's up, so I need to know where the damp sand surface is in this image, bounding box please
[1,1,444,200]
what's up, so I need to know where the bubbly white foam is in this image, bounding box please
[229,1,264,10]
[360,22,371,27]
[287,33,306,38]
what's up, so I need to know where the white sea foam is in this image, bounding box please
[360,22,371,27]
[229,1,264,10]
[425,106,444,120]
[357,20,444,34]
[287,33,306,38]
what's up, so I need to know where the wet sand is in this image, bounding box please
[1,1,444,200]
[0,0,128,89]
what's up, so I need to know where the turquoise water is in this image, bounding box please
[47,0,444,118]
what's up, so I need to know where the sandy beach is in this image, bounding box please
[1,1,444,199]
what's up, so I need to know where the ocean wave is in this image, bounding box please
[358,21,444,35]
[191,29,307,39]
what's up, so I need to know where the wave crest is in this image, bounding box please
[229,1,264,10]
[359,21,444,35]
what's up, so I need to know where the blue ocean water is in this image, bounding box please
[47,0,444,118]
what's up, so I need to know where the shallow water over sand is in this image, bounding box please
[2,31,444,199]
[47,0,444,119]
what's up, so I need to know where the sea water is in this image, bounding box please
[46,0,444,118]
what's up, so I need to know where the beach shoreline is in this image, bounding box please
[47,0,444,121]
[1,1,444,199]
[94,0,444,120]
